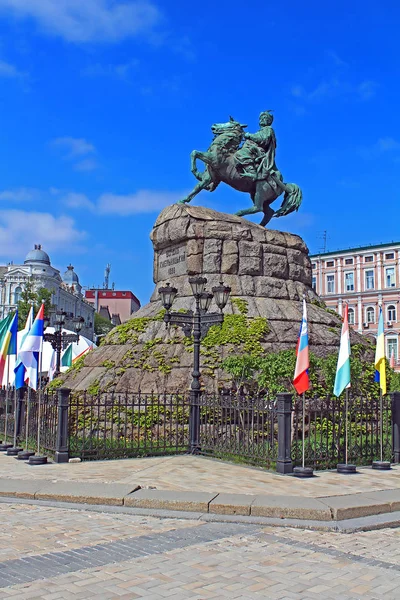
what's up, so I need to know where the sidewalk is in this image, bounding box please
[1,453,400,529]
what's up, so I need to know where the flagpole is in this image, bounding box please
[345,388,349,466]
[12,384,17,448]
[302,392,305,469]
[293,295,313,478]
[36,349,43,455]
[372,305,390,470]
[380,388,383,463]
[3,356,10,447]
[25,386,31,451]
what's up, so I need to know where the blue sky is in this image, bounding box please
[0,0,399,305]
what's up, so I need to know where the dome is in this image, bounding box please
[24,244,50,265]
[63,264,79,284]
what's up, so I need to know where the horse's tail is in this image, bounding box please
[273,183,302,218]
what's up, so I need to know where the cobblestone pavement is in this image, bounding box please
[1,503,400,599]
[1,453,400,498]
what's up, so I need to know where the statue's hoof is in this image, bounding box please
[177,199,188,205]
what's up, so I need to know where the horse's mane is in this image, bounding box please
[208,129,243,156]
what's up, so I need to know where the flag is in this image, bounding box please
[390,349,395,370]
[374,306,387,395]
[0,314,14,354]
[72,344,93,363]
[19,304,44,391]
[48,348,57,382]
[61,344,73,368]
[333,304,351,396]
[14,307,34,390]
[293,298,309,394]
[0,311,18,383]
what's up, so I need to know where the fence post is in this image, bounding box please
[276,392,293,474]
[15,387,26,441]
[55,388,71,464]
[391,392,400,463]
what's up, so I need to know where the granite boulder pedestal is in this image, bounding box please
[62,204,369,393]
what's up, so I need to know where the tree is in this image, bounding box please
[17,279,55,328]
[17,278,37,327]
[94,312,114,337]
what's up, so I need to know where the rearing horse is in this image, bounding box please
[179,118,302,227]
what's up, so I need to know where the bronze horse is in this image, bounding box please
[179,117,302,227]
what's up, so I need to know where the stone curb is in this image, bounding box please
[3,496,400,533]
[0,478,400,522]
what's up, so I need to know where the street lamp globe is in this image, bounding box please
[212,282,232,310]
[189,276,207,297]
[199,292,213,312]
[158,282,178,311]
[53,310,66,332]
[73,316,84,334]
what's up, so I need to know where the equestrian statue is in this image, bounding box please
[178,111,302,227]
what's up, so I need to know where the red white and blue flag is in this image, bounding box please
[19,304,44,391]
[293,298,310,394]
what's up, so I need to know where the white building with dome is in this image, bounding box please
[0,244,95,341]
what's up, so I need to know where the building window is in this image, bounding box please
[386,267,396,288]
[388,305,397,322]
[365,269,375,290]
[312,276,316,290]
[13,286,22,304]
[344,258,353,265]
[311,263,316,269]
[326,260,334,267]
[385,252,395,260]
[366,306,375,324]
[365,255,374,263]
[348,308,355,325]
[388,338,398,361]
[326,274,335,293]
[345,272,354,292]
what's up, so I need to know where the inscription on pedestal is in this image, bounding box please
[158,245,187,280]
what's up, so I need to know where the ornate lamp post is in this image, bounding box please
[44,311,84,377]
[159,276,231,453]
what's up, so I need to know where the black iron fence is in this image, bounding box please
[0,387,58,455]
[292,395,393,470]
[68,391,190,460]
[194,393,278,468]
[1,387,400,472]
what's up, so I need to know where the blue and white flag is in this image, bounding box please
[19,304,44,391]
[14,306,34,389]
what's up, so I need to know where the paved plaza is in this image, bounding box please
[2,453,400,497]
[0,502,400,599]
[0,454,400,597]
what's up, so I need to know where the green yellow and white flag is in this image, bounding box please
[374,306,386,395]
[61,344,73,368]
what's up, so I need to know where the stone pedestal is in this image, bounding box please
[63,205,367,393]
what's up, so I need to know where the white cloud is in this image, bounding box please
[291,78,378,103]
[52,136,96,158]
[0,209,86,256]
[98,190,185,215]
[0,187,39,202]
[326,50,348,68]
[0,58,25,78]
[82,59,139,80]
[359,137,400,160]
[74,158,99,172]
[63,192,95,210]
[376,137,400,152]
[0,0,161,43]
